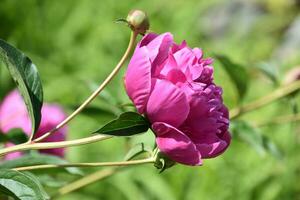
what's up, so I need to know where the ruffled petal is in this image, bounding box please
[146,79,189,127]
[195,131,231,158]
[125,46,152,113]
[153,122,202,166]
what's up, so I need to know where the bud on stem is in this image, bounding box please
[126,9,150,35]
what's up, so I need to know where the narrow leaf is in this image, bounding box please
[0,39,43,138]
[215,54,249,100]
[231,121,282,158]
[0,154,82,176]
[95,112,150,136]
[0,169,49,200]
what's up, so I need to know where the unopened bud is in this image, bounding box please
[283,67,300,85]
[154,151,176,173]
[126,10,150,35]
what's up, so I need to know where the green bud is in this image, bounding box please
[126,9,150,35]
[154,151,176,173]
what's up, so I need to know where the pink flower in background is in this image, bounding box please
[125,32,230,166]
[0,90,67,160]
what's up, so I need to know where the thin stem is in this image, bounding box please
[254,113,300,127]
[56,168,118,196]
[33,31,138,142]
[0,135,112,157]
[230,80,300,119]
[13,157,155,171]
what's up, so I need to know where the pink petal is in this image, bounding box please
[0,90,31,134]
[125,46,152,113]
[153,122,202,166]
[193,48,203,59]
[195,131,231,158]
[172,40,187,53]
[146,79,189,127]
[0,90,67,158]
[173,47,196,71]
[145,32,173,66]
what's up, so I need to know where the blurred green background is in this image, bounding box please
[1,0,300,199]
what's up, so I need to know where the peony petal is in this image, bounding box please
[153,122,202,166]
[0,90,31,134]
[0,90,67,158]
[172,40,187,53]
[195,131,231,158]
[174,47,196,71]
[125,46,152,113]
[145,32,173,66]
[146,79,189,127]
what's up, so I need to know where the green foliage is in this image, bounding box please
[0,129,28,144]
[95,112,149,136]
[0,39,43,137]
[0,169,49,200]
[0,154,82,176]
[216,54,249,100]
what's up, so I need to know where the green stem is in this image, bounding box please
[13,157,155,171]
[55,168,118,197]
[0,135,112,157]
[254,113,300,127]
[230,80,300,119]
[33,31,138,142]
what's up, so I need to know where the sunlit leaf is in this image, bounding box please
[0,169,49,200]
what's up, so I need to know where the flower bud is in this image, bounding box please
[283,67,300,85]
[126,9,150,35]
[154,151,176,172]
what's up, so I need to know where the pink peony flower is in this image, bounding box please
[125,33,230,166]
[0,90,67,160]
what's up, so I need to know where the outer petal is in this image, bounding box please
[0,90,31,134]
[195,131,231,158]
[0,90,67,158]
[34,104,67,157]
[146,79,189,127]
[144,32,173,66]
[125,46,152,113]
[153,122,202,166]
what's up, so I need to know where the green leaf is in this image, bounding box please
[255,62,279,85]
[231,121,282,159]
[215,54,249,100]
[95,112,150,136]
[0,154,83,176]
[0,169,49,200]
[0,129,28,145]
[0,39,43,138]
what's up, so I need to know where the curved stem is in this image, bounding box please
[254,113,300,127]
[33,31,138,142]
[230,80,300,119]
[13,157,155,171]
[0,135,112,157]
[55,168,118,197]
